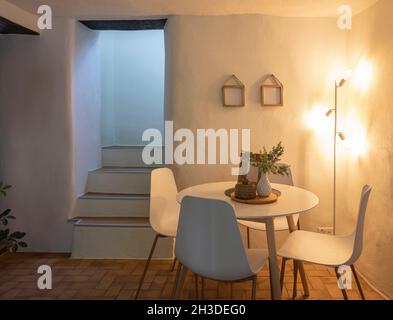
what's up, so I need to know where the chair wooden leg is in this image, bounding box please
[251,276,257,300]
[172,262,183,299]
[351,265,366,300]
[298,263,310,297]
[246,227,250,249]
[171,257,178,272]
[292,260,299,300]
[134,234,159,299]
[201,277,205,300]
[280,258,287,292]
[335,267,349,300]
[194,274,199,300]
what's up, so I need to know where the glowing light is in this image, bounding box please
[352,59,373,90]
[336,68,353,87]
[304,104,332,134]
[341,113,368,157]
[343,68,353,81]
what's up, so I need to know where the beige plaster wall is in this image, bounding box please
[164,14,347,234]
[336,0,393,298]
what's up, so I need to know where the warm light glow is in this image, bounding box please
[304,104,332,135]
[341,114,368,157]
[352,59,373,90]
[336,68,353,87]
[343,69,353,81]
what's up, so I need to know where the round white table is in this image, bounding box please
[176,181,319,300]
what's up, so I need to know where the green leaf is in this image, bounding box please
[7,215,16,220]
[9,231,26,239]
[1,218,8,226]
[0,229,10,240]
[18,241,27,248]
[0,209,11,218]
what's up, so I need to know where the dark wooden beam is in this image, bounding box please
[0,16,39,35]
[79,19,167,31]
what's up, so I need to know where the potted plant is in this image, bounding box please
[250,142,289,197]
[0,182,27,255]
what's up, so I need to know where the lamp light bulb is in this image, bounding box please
[336,68,353,87]
[338,132,346,141]
[325,109,334,117]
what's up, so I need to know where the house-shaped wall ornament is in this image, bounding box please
[222,74,245,107]
[261,74,283,107]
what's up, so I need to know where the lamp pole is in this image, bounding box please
[333,84,338,236]
[327,71,351,236]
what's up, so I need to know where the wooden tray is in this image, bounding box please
[229,191,278,205]
[225,188,281,198]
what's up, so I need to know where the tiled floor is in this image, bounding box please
[0,253,383,300]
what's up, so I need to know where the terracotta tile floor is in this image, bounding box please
[0,253,383,300]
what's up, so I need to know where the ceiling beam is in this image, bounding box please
[0,16,39,34]
[79,19,167,31]
[0,0,39,34]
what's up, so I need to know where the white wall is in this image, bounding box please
[71,22,102,198]
[100,30,165,146]
[0,19,103,251]
[0,19,74,252]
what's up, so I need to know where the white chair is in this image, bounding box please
[173,196,269,299]
[278,185,372,300]
[238,165,298,248]
[134,167,180,299]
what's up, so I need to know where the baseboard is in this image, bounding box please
[357,269,390,300]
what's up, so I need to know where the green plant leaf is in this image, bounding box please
[0,209,11,219]
[18,241,27,248]
[9,231,26,239]
[0,229,10,240]
[1,218,8,226]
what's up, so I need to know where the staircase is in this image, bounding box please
[71,146,174,259]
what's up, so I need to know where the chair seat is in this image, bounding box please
[278,230,355,267]
[246,249,269,275]
[238,215,299,232]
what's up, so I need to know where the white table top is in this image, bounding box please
[176,181,319,221]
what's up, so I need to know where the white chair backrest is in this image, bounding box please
[347,185,372,265]
[149,168,179,234]
[175,196,254,281]
[268,163,294,186]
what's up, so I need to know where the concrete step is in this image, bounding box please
[102,146,164,168]
[86,167,152,194]
[71,218,174,259]
[74,193,150,218]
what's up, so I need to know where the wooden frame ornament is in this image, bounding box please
[222,74,245,107]
[261,74,283,107]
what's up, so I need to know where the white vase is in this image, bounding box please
[257,174,272,197]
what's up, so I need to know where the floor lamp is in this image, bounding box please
[325,69,352,235]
